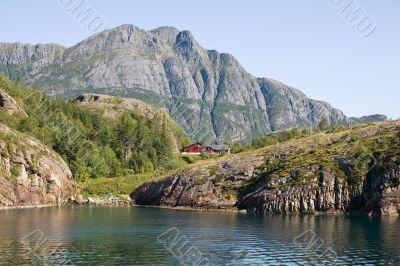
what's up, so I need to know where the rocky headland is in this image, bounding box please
[132,121,400,216]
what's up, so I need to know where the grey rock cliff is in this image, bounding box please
[132,155,265,209]
[0,124,75,207]
[0,25,386,142]
[238,164,400,216]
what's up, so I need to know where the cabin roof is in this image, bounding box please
[207,144,230,151]
[181,143,230,151]
[181,143,201,149]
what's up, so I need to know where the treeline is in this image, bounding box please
[0,75,187,181]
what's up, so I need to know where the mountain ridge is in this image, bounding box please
[0,24,386,143]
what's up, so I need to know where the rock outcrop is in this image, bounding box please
[77,93,156,119]
[238,164,400,216]
[132,121,400,216]
[0,25,386,142]
[0,88,26,115]
[132,155,264,209]
[0,124,75,208]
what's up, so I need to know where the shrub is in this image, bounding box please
[10,163,21,179]
[318,117,330,131]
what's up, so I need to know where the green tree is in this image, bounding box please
[318,117,330,131]
[0,74,184,180]
[116,112,136,161]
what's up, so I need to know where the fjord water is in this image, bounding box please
[0,206,399,265]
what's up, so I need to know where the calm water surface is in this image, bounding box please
[0,206,399,265]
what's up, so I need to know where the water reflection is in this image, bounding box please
[0,206,398,265]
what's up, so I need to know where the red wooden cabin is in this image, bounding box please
[180,143,202,155]
[180,143,230,155]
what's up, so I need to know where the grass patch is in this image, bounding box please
[194,177,208,186]
[208,165,220,176]
[78,170,176,198]
[79,175,152,198]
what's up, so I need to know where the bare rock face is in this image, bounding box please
[131,155,265,209]
[0,88,26,115]
[0,124,75,208]
[237,165,400,216]
[0,25,386,143]
[0,43,65,66]
[76,93,156,119]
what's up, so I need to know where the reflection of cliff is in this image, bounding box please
[0,206,76,264]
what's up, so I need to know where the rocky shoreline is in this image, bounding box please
[1,199,397,217]
[0,198,133,210]
[71,195,132,206]
[132,122,400,217]
[0,204,58,210]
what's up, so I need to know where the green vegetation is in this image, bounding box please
[0,75,187,181]
[208,165,220,176]
[318,116,330,131]
[79,174,162,198]
[238,120,400,195]
[10,163,20,181]
[194,176,209,186]
[229,118,360,154]
[181,154,224,165]
[230,127,313,153]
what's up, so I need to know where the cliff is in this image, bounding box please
[0,124,75,208]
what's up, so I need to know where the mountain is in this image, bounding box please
[132,120,400,216]
[0,24,386,143]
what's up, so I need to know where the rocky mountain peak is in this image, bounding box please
[0,24,387,142]
[115,24,143,32]
[176,30,195,46]
[174,30,202,61]
[151,26,179,38]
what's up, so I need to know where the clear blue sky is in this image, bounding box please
[1,0,399,118]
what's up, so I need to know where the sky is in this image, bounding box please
[1,0,399,119]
